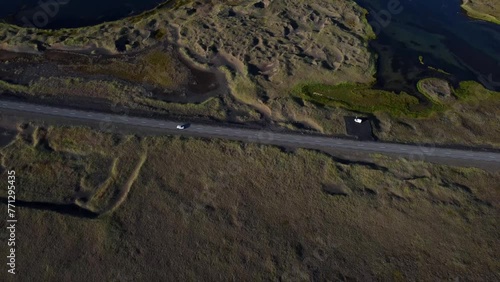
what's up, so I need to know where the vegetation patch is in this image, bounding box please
[67,49,189,89]
[453,80,499,101]
[293,82,444,118]
[134,96,227,121]
[0,77,142,102]
[375,80,500,146]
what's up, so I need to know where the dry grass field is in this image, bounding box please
[0,124,499,280]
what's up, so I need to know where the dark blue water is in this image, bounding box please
[356,0,500,91]
[1,0,166,29]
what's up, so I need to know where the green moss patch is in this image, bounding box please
[293,82,443,118]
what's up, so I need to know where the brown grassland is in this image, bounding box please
[0,124,499,280]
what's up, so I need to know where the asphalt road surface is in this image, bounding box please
[1,100,499,164]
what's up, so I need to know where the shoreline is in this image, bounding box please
[461,0,500,25]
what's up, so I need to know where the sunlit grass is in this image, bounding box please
[293,82,443,118]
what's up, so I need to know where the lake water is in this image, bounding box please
[355,0,500,92]
[1,0,499,91]
[1,0,165,29]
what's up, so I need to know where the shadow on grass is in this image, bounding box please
[0,197,100,219]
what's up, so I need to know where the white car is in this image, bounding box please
[354,117,363,124]
[176,124,186,130]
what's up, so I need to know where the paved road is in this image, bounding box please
[1,100,499,164]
